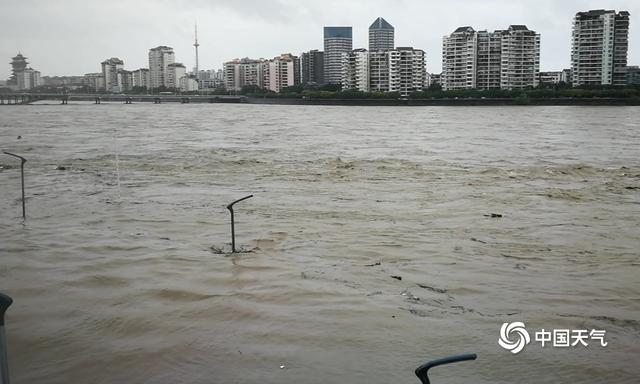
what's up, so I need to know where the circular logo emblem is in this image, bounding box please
[499,322,531,354]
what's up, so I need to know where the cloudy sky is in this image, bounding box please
[1,0,638,79]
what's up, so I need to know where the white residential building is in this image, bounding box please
[264,53,299,93]
[388,47,426,96]
[442,25,540,90]
[101,57,124,92]
[223,58,266,91]
[179,76,199,92]
[15,68,41,90]
[442,27,477,90]
[341,49,370,92]
[117,69,134,92]
[499,25,540,90]
[132,68,150,89]
[166,63,186,89]
[83,72,105,92]
[571,9,630,86]
[149,46,175,89]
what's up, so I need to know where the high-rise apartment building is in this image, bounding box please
[342,49,370,92]
[475,30,502,89]
[83,73,105,92]
[442,25,540,90]
[101,57,124,92]
[324,27,353,84]
[571,9,630,86]
[265,53,300,93]
[342,47,426,96]
[301,50,325,85]
[223,58,266,91]
[499,25,540,89]
[166,63,186,89]
[388,47,426,96]
[442,27,477,90]
[132,68,150,89]
[116,69,134,92]
[149,46,175,89]
[369,17,395,51]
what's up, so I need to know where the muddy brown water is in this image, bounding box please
[1,104,639,383]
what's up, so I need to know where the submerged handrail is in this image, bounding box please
[226,195,253,253]
[3,152,27,220]
[0,293,13,384]
[415,353,477,384]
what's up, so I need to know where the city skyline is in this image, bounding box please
[1,0,638,80]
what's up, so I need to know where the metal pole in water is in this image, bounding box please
[226,195,253,253]
[3,152,26,220]
[0,293,13,384]
[414,353,477,384]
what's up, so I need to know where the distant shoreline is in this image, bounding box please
[245,97,640,106]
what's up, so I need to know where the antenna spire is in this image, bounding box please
[193,22,200,77]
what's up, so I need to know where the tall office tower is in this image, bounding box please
[324,26,353,84]
[149,46,175,89]
[341,49,370,92]
[369,17,395,51]
[101,57,124,92]
[571,9,630,86]
[500,25,540,90]
[301,50,325,84]
[475,30,503,90]
[264,53,300,93]
[442,27,477,90]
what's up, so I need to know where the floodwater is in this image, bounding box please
[1,103,639,384]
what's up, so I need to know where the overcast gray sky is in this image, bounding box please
[1,0,638,79]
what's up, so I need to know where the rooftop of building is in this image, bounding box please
[150,46,174,51]
[453,26,475,33]
[369,17,394,30]
[324,26,353,39]
[101,57,124,65]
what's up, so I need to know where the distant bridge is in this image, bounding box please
[0,93,247,105]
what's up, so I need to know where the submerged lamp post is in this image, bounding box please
[226,195,253,253]
[0,293,13,384]
[3,152,26,220]
[414,353,477,384]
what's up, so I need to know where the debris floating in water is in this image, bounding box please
[391,275,402,281]
[484,213,503,218]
